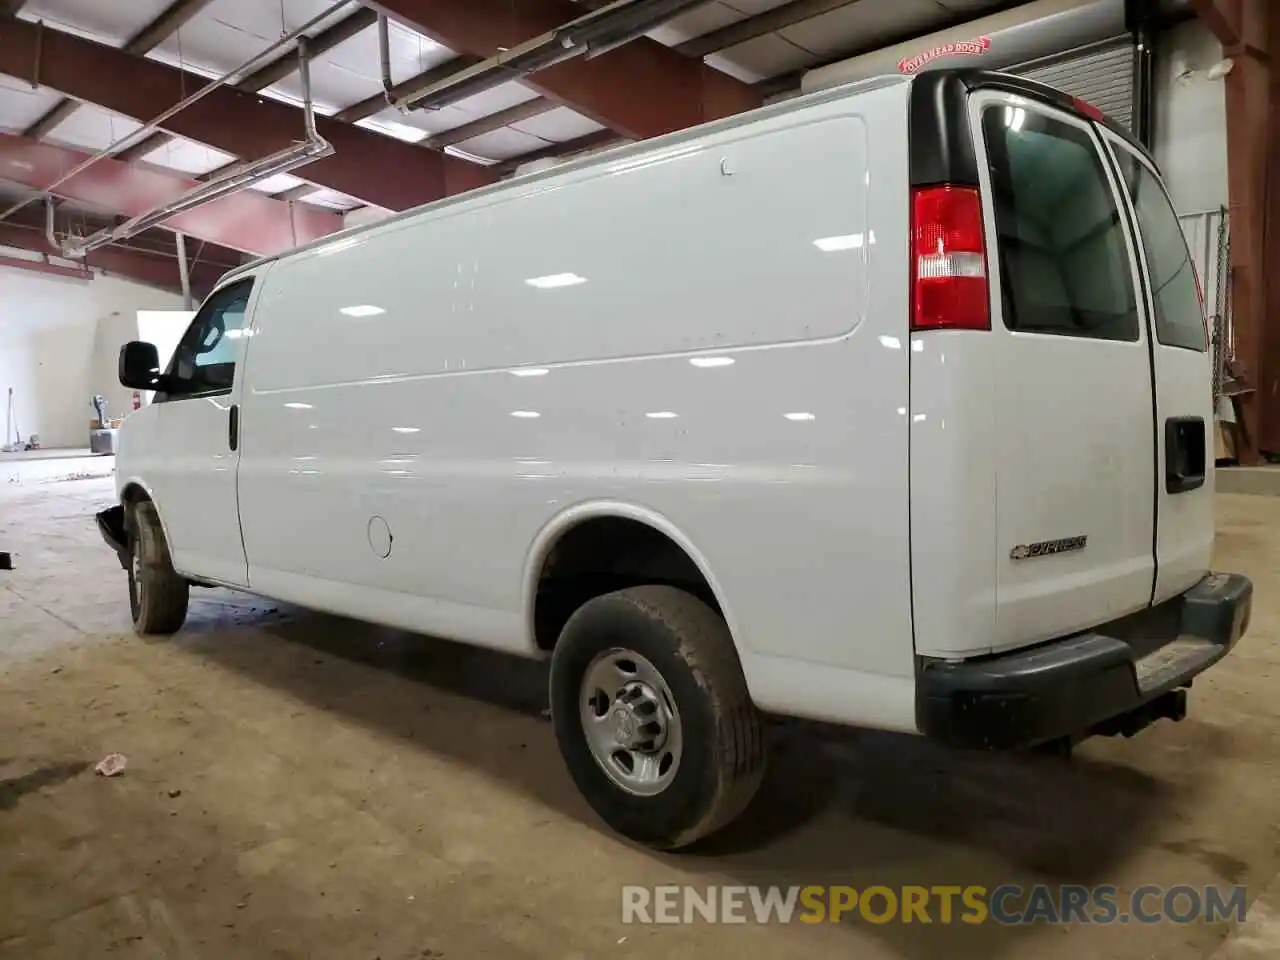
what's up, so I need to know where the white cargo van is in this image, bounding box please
[99,69,1251,849]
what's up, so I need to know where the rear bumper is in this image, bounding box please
[96,505,130,570]
[917,572,1253,749]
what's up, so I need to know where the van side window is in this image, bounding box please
[161,279,254,401]
[981,107,1139,342]
[1112,151,1208,352]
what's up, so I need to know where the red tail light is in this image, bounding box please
[911,185,990,331]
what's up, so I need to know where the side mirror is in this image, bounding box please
[118,341,163,390]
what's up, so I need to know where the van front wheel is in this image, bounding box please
[549,585,764,849]
[127,501,189,636]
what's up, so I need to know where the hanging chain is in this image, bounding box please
[1211,207,1231,408]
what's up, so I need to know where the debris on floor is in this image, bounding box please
[94,753,128,777]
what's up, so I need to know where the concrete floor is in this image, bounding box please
[2,473,1280,959]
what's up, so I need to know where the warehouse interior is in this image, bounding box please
[3,0,1280,957]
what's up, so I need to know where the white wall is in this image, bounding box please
[1154,19,1229,215]
[137,310,195,371]
[0,265,184,448]
[0,328,37,447]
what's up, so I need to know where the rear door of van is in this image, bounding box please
[973,89,1159,651]
[1099,129,1215,604]
[907,72,1212,658]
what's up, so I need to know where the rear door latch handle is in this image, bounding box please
[1165,416,1205,494]
[229,404,239,452]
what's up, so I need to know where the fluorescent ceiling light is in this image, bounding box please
[284,402,313,410]
[689,356,734,368]
[340,304,385,318]
[392,426,420,434]
[784,412,815,421]
[813,234,864,252]
[510,410,541,418]
[511,367,550,377]
[525,272,587,289]
[646,411,678,419]
[444,145,500,166]
[355,116,430,143]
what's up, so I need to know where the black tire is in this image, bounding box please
[549,585,765,849]
[127,501,189,636]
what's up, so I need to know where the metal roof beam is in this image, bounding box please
[115,6,380,165]
[675,0,857,58]
[333,53,483,123]
[426,98,557,148]
[24,0,217,140]
[0,221,229,296]
[0,18,496,210]
[495,128,623,174]
[0,132,342,255]
[365,0,761,139]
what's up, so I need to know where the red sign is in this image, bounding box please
[897,35,992,75]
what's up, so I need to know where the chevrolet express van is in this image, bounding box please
[98,69,1252,849]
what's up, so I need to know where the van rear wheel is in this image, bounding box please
[549,585,764,849]
[127,501,189,636]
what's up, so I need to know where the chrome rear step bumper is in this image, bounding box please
[916,572,1252,750]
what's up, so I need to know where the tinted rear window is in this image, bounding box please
[982,106,1139,341]
[1111,150,1207,351]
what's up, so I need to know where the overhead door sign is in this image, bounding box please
[898,36,992,75]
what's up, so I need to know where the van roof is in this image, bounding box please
[220,67,1152,288]
[218,70,911,286]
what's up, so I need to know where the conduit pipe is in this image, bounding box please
[9,1,345,255]
[57,40,332,259]
[391,0,711,113]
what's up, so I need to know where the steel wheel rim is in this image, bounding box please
[130,538,144,615]
[579,648,682,797]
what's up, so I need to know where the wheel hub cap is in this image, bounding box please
[580,649,682,797]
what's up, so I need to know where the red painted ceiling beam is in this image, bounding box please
[0,133,341,256]
[0,252,90,281]
[0,18,496,211]
[0,222,228,296]
[365,0,762,140]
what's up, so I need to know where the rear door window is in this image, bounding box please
[1110,149,1207,351]
[981,105,1139,341]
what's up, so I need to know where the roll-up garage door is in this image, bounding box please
[1010,37,1135,130]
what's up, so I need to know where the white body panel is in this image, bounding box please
[205,78,914,730]
[113,72,1216,735]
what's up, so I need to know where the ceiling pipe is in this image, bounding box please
[55,39,333,259]
[377,13,395,106]
[43,194,55,250]
[0,0,346,233]
[175,232,192,308]
[391,0,712,113]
